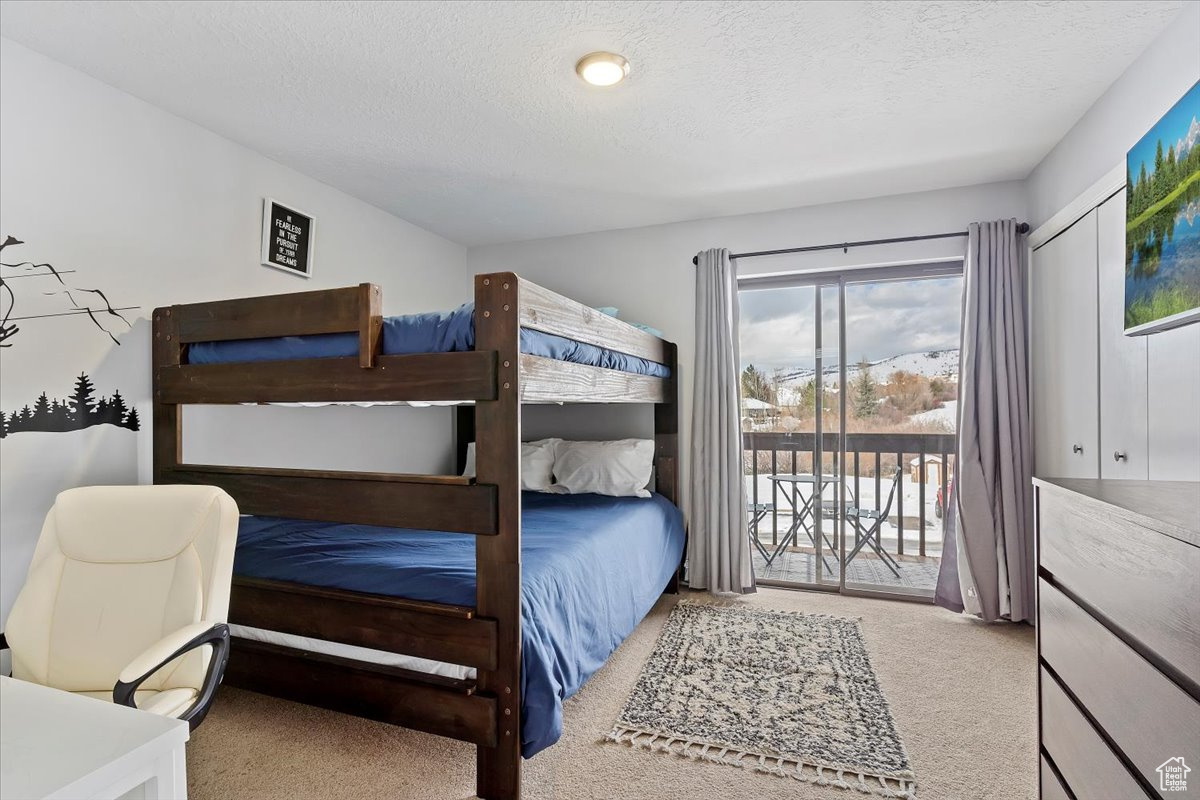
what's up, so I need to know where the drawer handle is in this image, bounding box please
[1114,451,1127,462]
[1072,444,1083,454]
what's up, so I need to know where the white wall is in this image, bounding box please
[1025,3,1200,481]
[470,181,1029,506]
[0,40,471,623]
[1026,3,1200,228]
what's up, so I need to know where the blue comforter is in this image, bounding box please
[233,491,685,757]
[188,303,670,378]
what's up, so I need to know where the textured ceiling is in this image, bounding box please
[0,1,1184,245]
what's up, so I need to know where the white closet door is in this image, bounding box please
[1096,193,1149,478]
[1147,323,1200,481]
[1032,210,1100,478]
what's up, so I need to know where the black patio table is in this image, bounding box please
[764,473,855,575]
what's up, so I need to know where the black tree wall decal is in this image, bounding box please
[0,372,140,437]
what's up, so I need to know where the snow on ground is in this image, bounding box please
[746,471,945,556]
[910,400,957,428]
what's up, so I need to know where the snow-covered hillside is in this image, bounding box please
[911,399,958,427]
[769,349,959,405]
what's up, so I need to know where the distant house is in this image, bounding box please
[741,397,777,427]
[909,454,948,485]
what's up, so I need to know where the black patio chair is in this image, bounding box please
[747,501,774,561]
[844,467,903,577]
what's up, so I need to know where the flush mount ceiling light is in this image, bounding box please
[575,52,630,87]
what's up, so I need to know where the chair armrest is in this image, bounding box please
[114,621,230,731]
[117,622,216,684]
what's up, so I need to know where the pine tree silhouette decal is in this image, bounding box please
[1,372,140,436]
[9,405,33,433]
[108,390,128,426]
[33,392,50,421]
[68,373,97,425]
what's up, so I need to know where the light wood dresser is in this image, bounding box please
[1035,478,1200,799]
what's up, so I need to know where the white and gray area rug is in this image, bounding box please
[607,601,916,798]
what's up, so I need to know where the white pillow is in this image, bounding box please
[520,438,559,492]
[552,439,655,498]
[461,439,561,493]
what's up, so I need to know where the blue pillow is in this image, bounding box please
[631,322,664,338]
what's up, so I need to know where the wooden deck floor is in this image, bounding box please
[751,546,941,591]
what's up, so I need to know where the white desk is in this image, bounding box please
[0,676,189,800]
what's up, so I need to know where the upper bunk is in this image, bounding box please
[152,272,677,406]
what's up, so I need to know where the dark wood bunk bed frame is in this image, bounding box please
[151,273,679,799]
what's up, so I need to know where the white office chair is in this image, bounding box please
[1,485,239,730]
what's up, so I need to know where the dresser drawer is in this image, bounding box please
[1040,755,1071,800]
[1040,667,1149,800]
[1037,486,1200,677]
[1040,579,1200,796]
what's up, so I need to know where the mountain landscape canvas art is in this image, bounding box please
[1125,80,1200,335]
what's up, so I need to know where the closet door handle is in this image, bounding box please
[1113,451,1127,462]
[1072,444,1083,454]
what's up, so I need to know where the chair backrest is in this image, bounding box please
[877,467,903,518]
[5,485,238,694]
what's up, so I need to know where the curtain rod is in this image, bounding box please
[691,223,1030,265]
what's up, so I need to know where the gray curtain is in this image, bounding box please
[687,248,755,594]
[948,219,1034,623]
[933,480,964,613]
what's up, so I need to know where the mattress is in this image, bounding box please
[232,491,685,758]
[188,303,670,378]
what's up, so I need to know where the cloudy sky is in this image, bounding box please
[739,276,962,373]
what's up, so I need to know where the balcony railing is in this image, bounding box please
[743,430,956,560]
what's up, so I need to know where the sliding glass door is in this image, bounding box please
[740,265,962,600]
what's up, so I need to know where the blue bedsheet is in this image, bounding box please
[188,303,670,378]
[233,491,685,757]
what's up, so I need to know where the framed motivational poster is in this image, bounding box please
[261,198,314,278]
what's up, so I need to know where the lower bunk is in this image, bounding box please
[221,491,685,759]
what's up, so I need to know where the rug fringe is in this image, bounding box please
[605,725,917,798]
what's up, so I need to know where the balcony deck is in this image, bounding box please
[750,542,941,591]
[744,429,954,596]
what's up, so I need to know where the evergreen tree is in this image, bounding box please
[1138,162,1149,214]
[1153,140,1167,203]
[797,379,818,417]
[852,359,878,418]
[31,392,51,428]
[740,364,776,404]
[96,397,110,423]
[68,373,98,425]
[50,399,71,431]
[109,390,128,426]
[124,408,141,432]
[11,405,33,432]
[0,409,7,438]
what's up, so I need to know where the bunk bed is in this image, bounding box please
[151,274,682,800]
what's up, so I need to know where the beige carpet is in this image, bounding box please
[188,589,1036,800]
